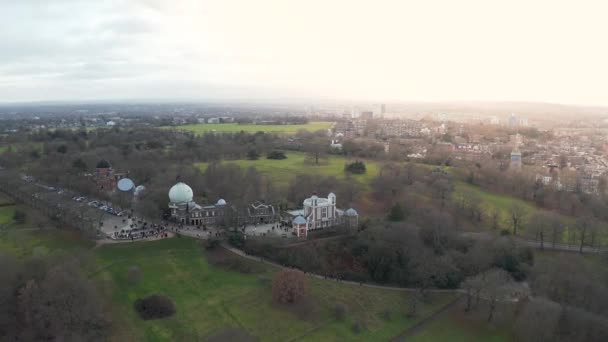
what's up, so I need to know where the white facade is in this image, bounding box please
[302,192,340,230]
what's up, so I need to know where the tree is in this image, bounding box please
[574,215,597,254]
[272,269,308,304]
[305,136,327,165]
[56,144,68,154]
[478,269,512,322]
[387,203,406,221]
[514,298,561,342]
[488,208,500,230]
[526,211,561,249]
[13,210,26,224]
[247,149,260,160]
[16,262,108,341]
[344,161,366,174]
[72,158,87,173]
[267,151,287,160]
[508,204,527,236]
[134,294,176,320]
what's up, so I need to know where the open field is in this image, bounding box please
[0,206,15,225]
[453,181,536,231]
[0,230,458,341]
[167,121,334,135]
[408,310,513,342]
[94,237,458,341]
[195,151,382,189]
[453,181,577,235]
[0,229,94,258]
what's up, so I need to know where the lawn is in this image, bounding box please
[195,151,382,190]
[0,206,15,225]
[167,121,334,135]
[0,229,95,258]
[93,237,458,341]
[453,181,577,241]
[408,310,513,342]
[453,181,536,231]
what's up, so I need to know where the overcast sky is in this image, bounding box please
[1,0,607,105]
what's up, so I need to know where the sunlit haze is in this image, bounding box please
[1,0,607,105]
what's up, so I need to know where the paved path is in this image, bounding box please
[93,232,176,248]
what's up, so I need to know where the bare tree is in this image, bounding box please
[574,216,596,254]
[526,211,562,249]
[509,204,527,236]
[514,298,561,342]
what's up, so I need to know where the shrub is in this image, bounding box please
[387,203,406,221]
[334,303,347,320]
[127,266,142,285]
[272,269,308,304]
[267,151,287,160]
[344,160,366,174]
[206,239,221,250]
[500,229,511,236]
[13,210,26,224]
[228,233,245,248]
[352,320,367,334]
[247,149,260,160]
[381,309,392,321]
[134,294,176,320]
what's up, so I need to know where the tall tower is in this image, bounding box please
[510,147,522,170]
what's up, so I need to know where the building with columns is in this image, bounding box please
[288,192,358,237]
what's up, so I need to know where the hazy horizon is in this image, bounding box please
[2,0,607,106]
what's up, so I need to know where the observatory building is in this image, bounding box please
[168,182,230,226]
[286,192,358,237]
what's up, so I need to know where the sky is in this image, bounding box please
[1,0,607,105]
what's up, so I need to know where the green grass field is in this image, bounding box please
[93,237,458,341]
[453,181,536,230]
[0,229,95,258]
[0,206,15,225]
[167,121,334,135]
[0,230,458,341]
[195,151,381,190]
[453,181,577,241]
[408,310,513,342]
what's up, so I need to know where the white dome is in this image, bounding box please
[216,199,227,205]
[345,208,358,217]
[328,192,336,198]
[169,182,193,203]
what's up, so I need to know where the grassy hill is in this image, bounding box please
[0,230,459,341]
[166,121,334,135]
[195,151,381,190]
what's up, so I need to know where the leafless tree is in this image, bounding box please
[509,204,527,236]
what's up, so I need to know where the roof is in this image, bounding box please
[168,182,194,203]
[345,208,358,216]
[216,199,227,205]
[96,159,111,168]
[293,216,307,225]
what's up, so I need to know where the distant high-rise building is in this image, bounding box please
[510,147,522,170]
[508,113,518,127]
[360,111,373,120]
